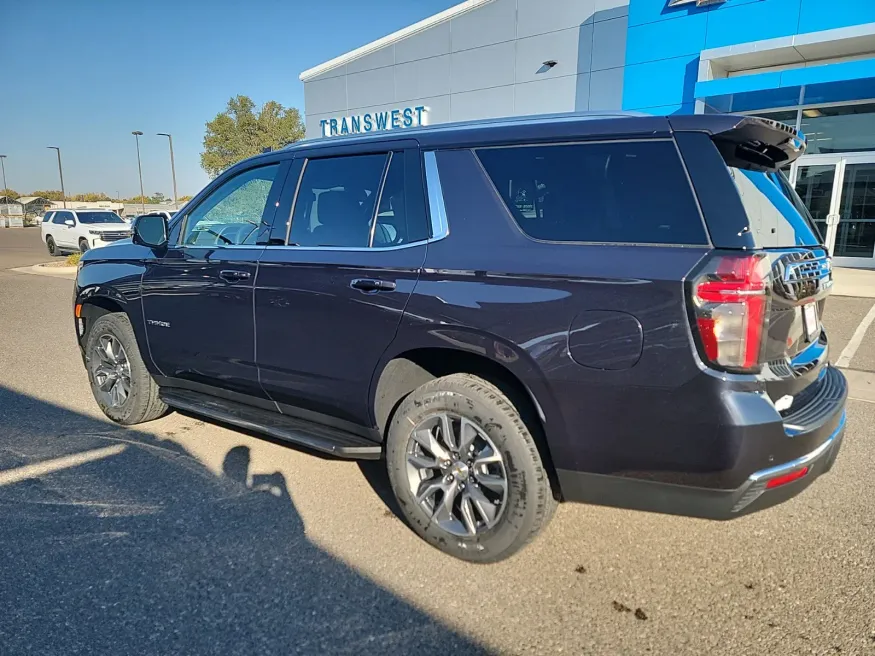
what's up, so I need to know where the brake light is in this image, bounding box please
[691,254,770,372]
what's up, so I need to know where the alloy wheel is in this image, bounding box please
[91,334,132,408]
[405,412,508,537]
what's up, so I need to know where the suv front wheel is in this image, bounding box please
[386,373,557,563]
[85,313,167,425]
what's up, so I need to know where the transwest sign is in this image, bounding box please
[320,105,428,137]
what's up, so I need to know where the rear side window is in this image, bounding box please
[476,140,707,245]
[729,168,820,248]
[290,154,386,248]
[42,212,54,223]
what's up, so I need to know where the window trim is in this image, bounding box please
[473,137,711,249]
[176,161,284,248]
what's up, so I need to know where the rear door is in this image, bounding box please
[141,160,288,401]
[52,211,75,247]
[255,145,429,430]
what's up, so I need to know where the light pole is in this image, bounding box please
[132,131,145,214]
[46,147,67,208]
[157,133,178,209]
[0,155,8,216]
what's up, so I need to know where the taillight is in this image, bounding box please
[690,253,770,372]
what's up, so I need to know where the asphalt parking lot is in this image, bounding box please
[1,228,874,655]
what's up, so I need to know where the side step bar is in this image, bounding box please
[160,389,382,460]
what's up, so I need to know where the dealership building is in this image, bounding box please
[300,0,875,266]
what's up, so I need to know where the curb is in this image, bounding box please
[8,264,78,280]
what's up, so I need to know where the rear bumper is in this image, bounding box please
[557,394,847,521]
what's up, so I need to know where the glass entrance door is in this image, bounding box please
[792,155,875,266]
[834,159,875,261]
[793,161,840,245]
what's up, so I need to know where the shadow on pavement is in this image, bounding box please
[0,385,488,655]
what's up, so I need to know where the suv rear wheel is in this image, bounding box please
[46,236,58,256]
[386,373,556,563]
[85,313,167,425]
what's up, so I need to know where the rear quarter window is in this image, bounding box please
[476,140,707,245]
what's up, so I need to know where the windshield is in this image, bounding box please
[76,212,126,224]
[728,168,821,248]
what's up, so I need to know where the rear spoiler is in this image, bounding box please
[669,115,806,172]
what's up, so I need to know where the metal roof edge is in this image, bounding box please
[299,0,495,82]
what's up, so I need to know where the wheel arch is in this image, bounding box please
[371,342,565,499]
[76,284,155,376]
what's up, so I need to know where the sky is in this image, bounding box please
[1,0,458,199]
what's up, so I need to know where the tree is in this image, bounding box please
[201,95,305,178]
[178,195,193,202]
[29,190,66,201]
[153,192,166,203]
[0,188,19,200]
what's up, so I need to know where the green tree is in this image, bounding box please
[178,195,194,202]
[153,192,166,203]
[201,95,305,178]
[0,188,19,200]
[29,190,66,201]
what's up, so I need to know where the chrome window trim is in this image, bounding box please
[259,237,435,252]
[424,151,449,241]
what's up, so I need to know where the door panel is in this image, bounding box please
[142,246,264,396]
[142,161,287,399]
[256,246,425,427]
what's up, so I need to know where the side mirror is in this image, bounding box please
[133,214,169,249]
[65,219,75,226]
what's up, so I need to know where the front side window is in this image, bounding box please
[76,211,125,224]
[290,154,387,248]
[182,164,280,246]
[476,140,707,245]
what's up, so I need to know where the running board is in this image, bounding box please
[159,389,382,460]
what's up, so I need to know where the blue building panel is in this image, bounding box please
[623,55,699,109]
[624,0,875,114]
[625,11,707,65]
[703,0,803,50]
[797,0,875,35]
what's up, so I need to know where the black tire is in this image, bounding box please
[386,373,557,563]
[46,235,58,256]
[79,238,90,253]
[85,313,167,425]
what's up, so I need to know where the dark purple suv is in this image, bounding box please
[74,113,846,562]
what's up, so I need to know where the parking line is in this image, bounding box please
[0,444,127,487]
[836,301,875,369]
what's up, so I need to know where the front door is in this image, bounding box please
[141,161,287,401]
[793,155,875,266]
[255,147,430,431]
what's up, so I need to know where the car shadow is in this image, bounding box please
[0,385,489,655]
